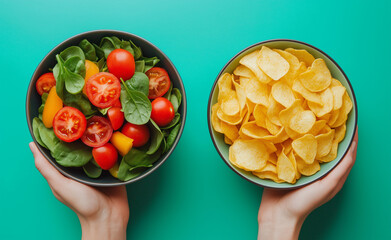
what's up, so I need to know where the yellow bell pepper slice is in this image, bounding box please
[83,60,99,95]
[110,132,133,156]
[109,162,120,178]
[42,87,63,128]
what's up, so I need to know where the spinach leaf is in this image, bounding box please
[98,107,110,115]
[59,46,85,61]
[64,56,86,78]
[142,57,160,72]
[62,91,97,118]
[146,119,164,155]
[32,117,48,149]
[170,88,182,112]
[38,93,48,120]
[100,36,122,58]
[163,84,173,99]
[117,160,146,181]
[129,40,142,60]
[38,120,60,150]
[120,80,152,125]
[79,39,98,61]
[125,72,149,96]
[83,159,102,178]
[55,55,85,95]
[161,113,180,130]
[135,60,145,72]
[123,144,163,170]
[165,123,181,153]
[96,58,105,71]
[120,40,134,56]
[93,43,105,59]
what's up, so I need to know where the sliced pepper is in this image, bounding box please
[110,131,133,156]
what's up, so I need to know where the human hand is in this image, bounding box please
[29,142,129,240]
[258,129,358,240]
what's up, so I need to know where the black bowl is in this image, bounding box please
[26,30,187,186]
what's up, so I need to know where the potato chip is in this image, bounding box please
[282,139,293,155]
[217,73,233,101]
[315,129,335,158]
[255,162,277,173]
[279,100,303,128]
[292,134,317,164]
[233,81,247,112]
[253,104,267,128]
[289,110,316,134]
[221,95,240,116]
[318,140,338,162]
[241,121,270,139]
[274,49,301,86]
[262,127,289,144]
[330,78,343,87]
[233,64,256,79]
[330,93,353,128]
[224,136,233,145]
[267,96,284,126]
[271,81,296,108]
[334,124,346,143]
[298,59,331,92]
[277,151,296,183]
[296,155,320,176]
[221,121,239,142]
[268,152,277,165]
[217,107,244,125]
[307,120,327,136]
[253,171,283,183]
[239,50,272,84]
[285,48,315,67]
[331,86,346,110]
[257,46,290,81]
[308,88,333,117]
[245,77,270,107]
[265,117,281,135]
[328,110,340,126]
[292,79,322,105]
[262,140,277,154]
[211,103,223,133]
[229,139,269,171]
[288,150,301,179]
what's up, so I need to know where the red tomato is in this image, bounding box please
[121,123,150,147]
[151,97,175,127]
[107,107,124,131]
[81,116,113,147]
[36,73,56,95]
[107,49,135,80]
[92,143,118,170]
[112,98,122,108]
[53,107,87,142]
[86,72,121,108]
[146,67,171,99]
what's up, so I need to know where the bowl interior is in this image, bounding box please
[27,30,186,186]
[208,40,357,189]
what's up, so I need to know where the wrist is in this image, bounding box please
[78,213,128,240]
[258,208,305,240]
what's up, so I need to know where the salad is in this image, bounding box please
[32,36,182,181]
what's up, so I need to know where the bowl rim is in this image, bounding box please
[26,29,187,187]
[207,39,358,190]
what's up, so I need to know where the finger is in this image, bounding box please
[29,142,70,188]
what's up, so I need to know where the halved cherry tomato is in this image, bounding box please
[107,107,124,131]
[146,67,171,99]
[85,72,121,108]
[53,107,87,142]
[151,97,175,127]
[81,116,113,147]
[121,123,150,147]
[36,73,56,95]
[92,143,118,170]
[107,49,135,80]
[83,60,100,95]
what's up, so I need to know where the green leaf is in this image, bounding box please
[147,119,164,155]
[64,56,86,78]
[83,159,102,178]
[96,58,105,71]
[142,57,160,72]
[62,91,97,118]
[55,55,85,95]
[79,39,98,61]
[93,43,105,59]
[129,40,142,60]
[38,93,48,120]
[135,60,145,72]
[125,72,149,96]
[170,88,182,112]
[163,84,173,99]
[120,40,134,56]
[161,113,180,130]
[98,107,110,115]
[120,81,152,125]
[117,160,146,181]
[32,118,47,149]
[100,36,122,58]
[165,123,181,153]
[59,46,85,61]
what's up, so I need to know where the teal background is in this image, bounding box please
[0,0,390,239]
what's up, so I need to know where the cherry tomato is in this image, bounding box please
[92,143,118,170]
[121,123,150,147]
[53,107,87,142]
[146,67,171,99]
[112,98,122,108]
[81,116,113,147]
[85,72,121,108]
[107,107,124,131]
[150,97,175,127]
[36,73,56,95]
[107,49,135,80]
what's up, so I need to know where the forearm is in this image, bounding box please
[258,210,305,240]
[79,215,127,240]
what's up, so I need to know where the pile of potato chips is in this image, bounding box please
[212,46,352,184]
